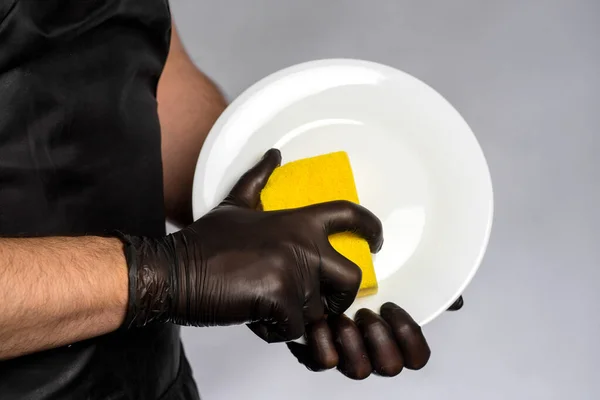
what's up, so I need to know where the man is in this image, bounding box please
[0,2,462,399]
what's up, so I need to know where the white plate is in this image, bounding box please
[192,59,493,328]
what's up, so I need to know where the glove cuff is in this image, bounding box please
[115,232,175,328]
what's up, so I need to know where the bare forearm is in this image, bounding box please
[0,237,128,360]
[158,22,227,226]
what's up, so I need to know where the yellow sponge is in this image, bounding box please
[260,151,378,298]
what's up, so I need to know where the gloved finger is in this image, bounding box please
[286,319,338,372]
[308,318,338,369]
[354,309,404,377]
[329,314,372,380]
[223,148,281,209]
[380,302,430,370]
[248,297,305,343]
[320,246,362,315]
[304,200,384,253]
[447,296,464,311]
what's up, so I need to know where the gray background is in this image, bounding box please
[170,1,600,399]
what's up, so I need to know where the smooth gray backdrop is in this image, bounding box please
[169,1,600,399]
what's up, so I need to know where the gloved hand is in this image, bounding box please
[119,148,384,343]
[287,302,432,379]
[286,285,464,377]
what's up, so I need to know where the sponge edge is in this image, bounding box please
[260,151,378,298]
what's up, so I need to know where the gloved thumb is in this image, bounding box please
[223,148,281,209]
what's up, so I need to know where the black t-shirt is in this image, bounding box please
[0,1,199,398]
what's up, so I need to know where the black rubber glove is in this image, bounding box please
[447,295,464,311]
[286,286,464,376]
[120,149,384,343]
[287,303,431,379]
